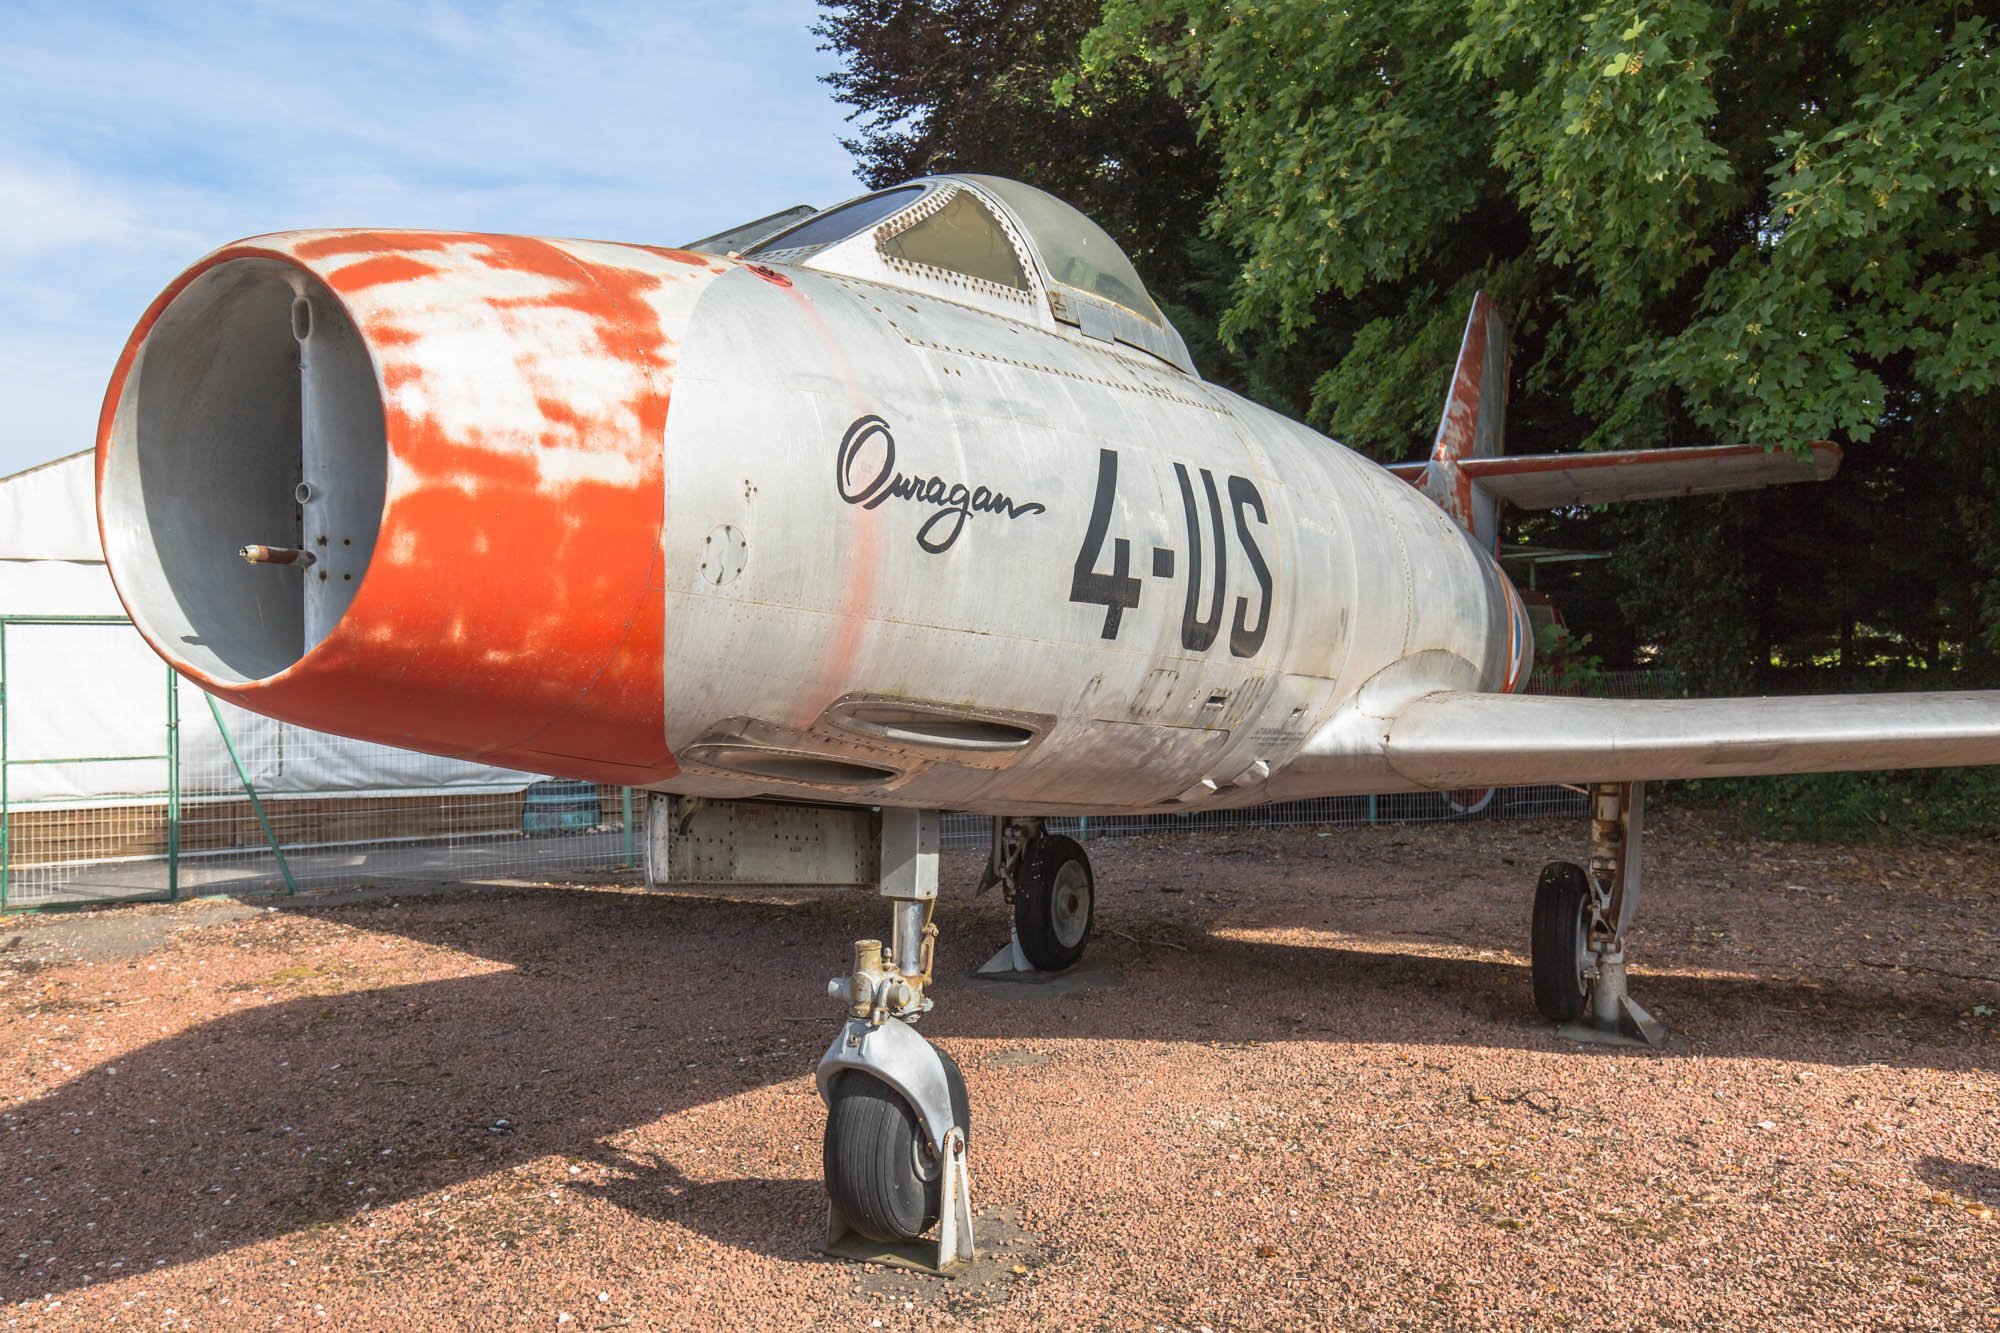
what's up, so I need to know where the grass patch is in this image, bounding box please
[1669,766,2000,844]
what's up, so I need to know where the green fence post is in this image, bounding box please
[166,669,180,900]
[204,694,298,895]
[1367,794,1379,825]
[621,787,636,868]
[1,621,9,913]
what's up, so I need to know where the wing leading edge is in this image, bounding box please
[1367,690,2000,790]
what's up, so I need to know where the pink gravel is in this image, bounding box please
[0,809,1995,1331]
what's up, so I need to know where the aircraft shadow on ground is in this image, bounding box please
[1917,1154,2000,1202]
[566,1155,831,1262]
[3,883,1994,1298]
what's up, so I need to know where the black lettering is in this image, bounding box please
[835,414,1046,552]
[1070,449,1142,638]
[1176,463,1226,652]
[917,504,970,552]
[837,415,894,505]
[1228,474,1273,658]
[864,473,913,509]
[990,492,1044,520]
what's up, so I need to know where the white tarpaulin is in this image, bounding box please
[0,452,103,563]
[2,452,548,806]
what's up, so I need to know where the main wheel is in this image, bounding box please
[1014,833,1094,972]
[1531,861,1591,1023]
[823,1049,970,1242]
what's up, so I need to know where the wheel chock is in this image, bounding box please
[1555,994,1666,1048]
[974,923,1036,977]
[1554,954,1667,1048]
[823,1126,975,1277]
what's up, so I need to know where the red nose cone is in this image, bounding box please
[97,230,732,783]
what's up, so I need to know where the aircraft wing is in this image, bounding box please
[1383,442,1839,508]
[1368,689,2000,789]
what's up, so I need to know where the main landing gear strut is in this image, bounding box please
[816,809,975,1274]
[1529,781,1667,1047]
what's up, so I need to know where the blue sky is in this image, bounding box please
[0,0,866,478]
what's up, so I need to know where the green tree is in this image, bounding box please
[1081,1,2000,687]
[815,0,1357,416]
[815,2,1211,326]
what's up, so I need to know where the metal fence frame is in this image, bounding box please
[0,614,640,912]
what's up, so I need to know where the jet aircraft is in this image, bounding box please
[94,173,2000,1270]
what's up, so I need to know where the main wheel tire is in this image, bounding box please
[1531,861,1592,1023]
[1014,833,1094,972]
[822,1052,970,1243]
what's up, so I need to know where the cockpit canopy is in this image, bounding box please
[689,175,1192,375]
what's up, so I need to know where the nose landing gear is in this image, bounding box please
[815,809,977,1274]
[823,1041,970,1243]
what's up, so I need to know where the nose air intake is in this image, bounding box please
[99,260,387,685]
[97,230,728,782]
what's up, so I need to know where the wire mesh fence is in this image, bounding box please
[1530,667,1685,699]
[940,787,1588,852]
[2,616,1681,909]
[1,615,638,910]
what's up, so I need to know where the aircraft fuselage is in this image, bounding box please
[97,234,1527,815]
[656,262,1528,813]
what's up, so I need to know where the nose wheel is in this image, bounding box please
[823,1048,970,1242]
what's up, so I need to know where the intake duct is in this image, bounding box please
[97,230,730,782]
[100,260,384,683]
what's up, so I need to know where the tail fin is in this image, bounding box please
[1420,292,1509,552]
[1394,292,1842,537]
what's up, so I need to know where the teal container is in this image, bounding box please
[521,780,601,835]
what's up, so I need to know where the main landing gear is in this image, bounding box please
[975,816,1096,975]
[1529,781,1667,1047]
[816,809,977,1274]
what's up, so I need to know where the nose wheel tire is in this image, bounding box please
[1013,833,1094,972]
[1531,861,1592,1024]
[822,1049,970,1243]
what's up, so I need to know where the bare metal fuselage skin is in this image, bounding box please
[96,232,1527,814]
[658,263,1526,814]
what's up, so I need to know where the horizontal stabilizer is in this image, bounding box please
[1386,441,1840,510]
[1379,689,2000,789]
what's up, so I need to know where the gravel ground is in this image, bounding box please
[0,810,1996,1332]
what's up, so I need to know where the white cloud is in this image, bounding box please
[0,159,145,259]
